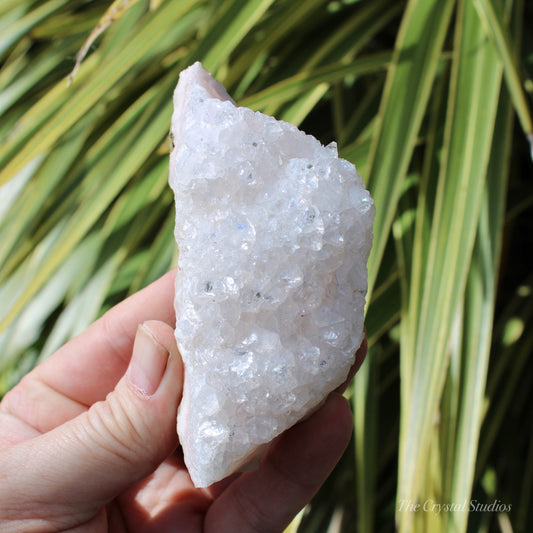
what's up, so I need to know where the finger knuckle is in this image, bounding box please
[83,391,152,467]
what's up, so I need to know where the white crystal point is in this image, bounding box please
[169,62,375,488]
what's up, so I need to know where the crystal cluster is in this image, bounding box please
[169,62,374,488]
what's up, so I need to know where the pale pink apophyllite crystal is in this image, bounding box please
[169,62,374,487]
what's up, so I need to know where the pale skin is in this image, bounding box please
[0,269,367,532]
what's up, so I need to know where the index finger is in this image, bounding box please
[205,393,353,532]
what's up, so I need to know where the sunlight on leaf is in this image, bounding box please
[67,0,142,86]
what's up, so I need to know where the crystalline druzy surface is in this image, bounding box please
[169,62,374,488]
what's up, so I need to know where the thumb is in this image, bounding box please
[0,321,183,522]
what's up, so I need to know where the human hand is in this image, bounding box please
[0,269,366,532]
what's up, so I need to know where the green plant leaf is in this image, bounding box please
[474,0,533,144]
[396,1,505,530]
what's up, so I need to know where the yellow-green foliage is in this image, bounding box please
[1,1,532,531]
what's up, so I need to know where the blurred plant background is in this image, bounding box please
[1,0,532,531]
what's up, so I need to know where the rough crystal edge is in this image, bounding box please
[170,62,374,487]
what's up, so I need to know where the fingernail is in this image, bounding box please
[128,324,169,396]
